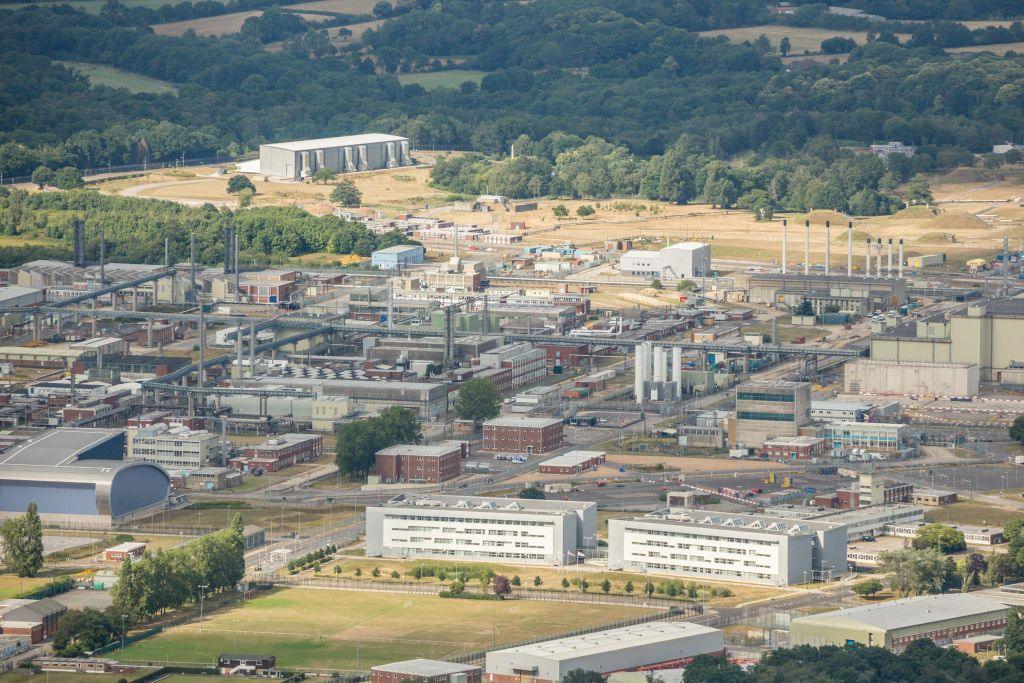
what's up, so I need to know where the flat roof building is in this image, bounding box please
[374,441,466,483]
[366,494,596,566]
[259,133,411,180]
[619,242,710,281]
[0,428,169,525]
[126,423,222,470]
[485,621,723,683]
[372,660,481,683]
[731,380,811,447]
[372,245,425,270]
[538,450,606,475]
[608,508,848,586]
[790,594,1009,652]
[483,417,564,454]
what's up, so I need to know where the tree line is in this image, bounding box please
[430,130,933,217]
[0,188,416,265]
[334,406,421,478]
[110,516,245,623]
[3,2,1024,180]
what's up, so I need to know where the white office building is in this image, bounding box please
[608,508,848,586]
[365,494,597,566]
[823,421,907,453]
[126,424,222,470]
[619,242,710,280]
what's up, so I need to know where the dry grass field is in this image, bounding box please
[698,25,910,55]
[950,41,1024,55]
[283,0,377,13]
[154,0,371,38]
[152,11,263,36]
[97,153,449,213]
[98,158,1024,271]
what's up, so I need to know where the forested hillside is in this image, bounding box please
[1,0,1023,202]
[0,188,414,266]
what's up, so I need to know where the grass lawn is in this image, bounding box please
[0,568,79,599]
[56,61,177,94]
[924,499,1022,526]
[397,70,487,90]
[118,588,650,670]
[315,557,781,608]
[0,675,147,683]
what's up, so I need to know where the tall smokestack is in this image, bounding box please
[165,238,170,267]
[898,239,904,279]
[824,220,830,276]
[99,229,105,285]
[865,238,871,276]
[189,232,197,296]
[781,219,788,274]
[804,220,810,276]
[887,239,893,278]
[876,239,883,278]
[234,232,240,301]
[847,222,853,276]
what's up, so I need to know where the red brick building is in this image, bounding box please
[371,660,481,683]
[482,417,563,454]
[103,542,146,562]
[0,598,67,643]
[535,342,590,370]
[230,433,322,473]
[374,441,468,483]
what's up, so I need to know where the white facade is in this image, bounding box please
[812,504,925,541]
[126,424,222,470]
[608,509,848,586]
[844,359,979,397]
[823,421,907,453]
[485,622,723,682]
[620,242,710,280]
[365,494,596,566]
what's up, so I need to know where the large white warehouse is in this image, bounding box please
[619,242,710,280]
[485,621,723,683]
[258,133,411,180]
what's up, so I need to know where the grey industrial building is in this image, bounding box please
[258,134,412,180]
[0,428,170,526]
[484,622,723,683]
[745,273,907,314]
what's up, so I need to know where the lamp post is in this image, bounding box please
[121,613,127,655]
[198,584,209,630]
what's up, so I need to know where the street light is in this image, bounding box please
[198,584,209,630]
[121,613,127,655]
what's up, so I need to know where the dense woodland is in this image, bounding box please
[1,0,1024,179]
[0,188,415,265]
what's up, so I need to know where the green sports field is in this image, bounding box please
[117,588,650,671]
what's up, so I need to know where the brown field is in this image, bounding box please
[315,557,786,608]
[153,0,374,39]
[284,0,377,13]
[100,159,1024,272]
[698,25,910,55]
[959,19,1024,29]
[153,11,263,36]
[97,153,448,213]
[950,41,1024,55]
